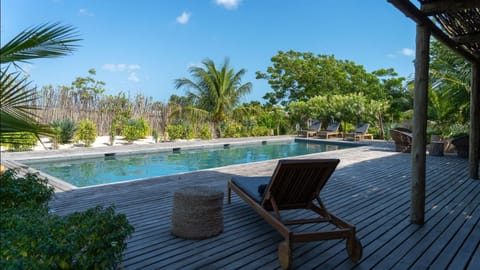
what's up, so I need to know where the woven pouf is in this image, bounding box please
[171,186,224,239]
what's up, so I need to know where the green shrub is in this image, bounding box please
[251,126,271,136]
[198,125,212,140]
[50,119,77,144]
[152,129,159,143]
[222,122,243,138]
[165,124,194,140]
[1,132,38,152]
[75,119,97,147]
[121,118,151,142]
[0,170,134,269]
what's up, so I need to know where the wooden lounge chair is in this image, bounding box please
[317,121,341,139]
[451,134,469,158]
[344,123,372,141]
[227,159,362,269]
[298,121,322,137]
[390,127,412,153]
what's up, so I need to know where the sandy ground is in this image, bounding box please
[32,136,158,151]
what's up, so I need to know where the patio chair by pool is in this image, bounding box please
[298,120,322,137]
[390,127,412,153]
[317,121,341,139]
[344,123,372,141]
[227,159,362,269]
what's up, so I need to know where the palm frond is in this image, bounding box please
[0,22,81,65]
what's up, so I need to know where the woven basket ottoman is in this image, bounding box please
[171,186,224,239]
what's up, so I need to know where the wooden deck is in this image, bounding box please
[49,145,480,269]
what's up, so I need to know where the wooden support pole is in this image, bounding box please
[470,63,480,179]
[411,24,430,225]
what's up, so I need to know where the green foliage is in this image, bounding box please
[0,170,53,210]
[1,132,37,151]
[165,124,194,140]
[257,50,389,105]
[221,122,243,138]
[1,23,80,145]
[121,118,150,142]
[198,125,212,140]
[152,129,159,143]
[447,123,470,138]
[175,58,252,136]
[0,170,134,269]
[251,126,271,136]
[75,119,97,147]
[50,118,76,144]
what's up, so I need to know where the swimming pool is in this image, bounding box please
[24,140,356,187]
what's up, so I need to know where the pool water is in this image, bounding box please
[24,140,354,187]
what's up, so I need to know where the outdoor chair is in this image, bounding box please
[390,128,412,153]
[298,121,322,137]
[344,123,372,141]
[451,134,469,158]
[317,121,341,139]
[227,159,362,269]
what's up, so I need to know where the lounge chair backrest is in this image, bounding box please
[355,123,369,134]
[309,121,322,131]
[326,122,340,132]
[261,159,340,210]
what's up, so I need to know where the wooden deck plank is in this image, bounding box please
[41,143,480,270]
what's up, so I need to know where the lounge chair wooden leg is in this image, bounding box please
[278,241,292,270]
[346,236,363,263]
[227,184,231,204]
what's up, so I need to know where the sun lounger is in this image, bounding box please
[344,123,372,141]
[317,122,341,139]
[298,121,322,137]
[227,159,362,269]
[390,128,412,153]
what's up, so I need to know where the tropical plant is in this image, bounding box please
[198,125,212,140]
[121,118,150,142]
[75,119,97,147]
[1,132,38,151]
[50,118,76,144]
[0,170,134,269]
[175,58,252,137]
[0,23,81,145]
[256,50,386,105]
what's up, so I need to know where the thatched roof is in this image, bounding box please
[389,0,480,64]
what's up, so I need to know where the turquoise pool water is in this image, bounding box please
[24,140,354,187]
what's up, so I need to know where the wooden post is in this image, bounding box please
[411,24,430,225]
[470,63,480,179]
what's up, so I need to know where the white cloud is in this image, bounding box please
[176,11,191,24]
[128,72,140,82]
[386,54,397,59]
[78,8,94,17]
[215,0,241,10]
[102,64,117,72]
[128,64,140,71]
[401,48,414,57]
[102,63,141,72]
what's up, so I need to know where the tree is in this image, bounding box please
[175,58,252,136]
[429,40,471,125]
[256,50,382,105]
[0,23,81,145]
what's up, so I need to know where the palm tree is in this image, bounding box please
[175,58,252,136]
[0,22,81,145]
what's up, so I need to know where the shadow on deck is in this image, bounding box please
[49,149,480,269]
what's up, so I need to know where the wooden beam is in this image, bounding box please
[388,0,480,65]
[453,32,480,45]
[410,24,430,225]
[421,0,480,15]
[470,63,480,179]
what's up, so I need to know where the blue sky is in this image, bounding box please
[2,0,416,103]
